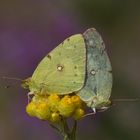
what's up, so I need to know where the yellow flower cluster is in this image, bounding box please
[26,94,85,122]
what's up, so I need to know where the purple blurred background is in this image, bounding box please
[0,0,140,140]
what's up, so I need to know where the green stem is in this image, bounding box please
[70,120,77,140]
[50,119,77,140]
[62,118,71,140]
[62,119,77,140]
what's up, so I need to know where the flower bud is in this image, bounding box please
[71,95,85,108]
[50,112,61,123]
[73,108,85,120]
[35,102,51,120]
[47,94,60,112]
[26,102,36,117]
[58,95,75,117]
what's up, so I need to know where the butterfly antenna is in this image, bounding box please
[2,76,23,81]
[4,85,11,89]
[0,76,23,89]
[112,98,139,102]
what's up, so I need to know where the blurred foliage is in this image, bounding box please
[0,0,140,140]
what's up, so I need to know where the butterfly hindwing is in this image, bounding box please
[30,34,86,95]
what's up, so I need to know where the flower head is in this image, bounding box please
[26,93,86,122]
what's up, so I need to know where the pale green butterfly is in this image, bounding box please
[77,28,113,113]
[22,34,86,95]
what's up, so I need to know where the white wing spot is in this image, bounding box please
[90,70,96,75]
[57,65,64,71]
[89,40,94,46]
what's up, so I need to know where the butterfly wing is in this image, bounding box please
[30,34,86,95]
[78,28,113,109]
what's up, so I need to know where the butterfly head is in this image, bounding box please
[21,77,31,89]
[90,96,112,112]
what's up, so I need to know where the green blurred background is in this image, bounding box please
[0,0,140,140]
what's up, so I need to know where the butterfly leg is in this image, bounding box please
[92,108,96,114]
[27,91,34,103]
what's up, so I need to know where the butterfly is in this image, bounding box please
[77,28,112,113]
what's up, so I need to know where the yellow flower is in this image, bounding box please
[26,93,86,121]
[71,95,85,108]
[26,95,51,120]
[58,95,75,117]
[47,94,60,112]
[72,108,85,120]
[50,112,61,122]
[26,102,36,117]
[35,102,51,120]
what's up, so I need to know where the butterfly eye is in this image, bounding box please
[92,96,98,103]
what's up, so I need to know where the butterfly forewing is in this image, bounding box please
[30,34,86,95]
